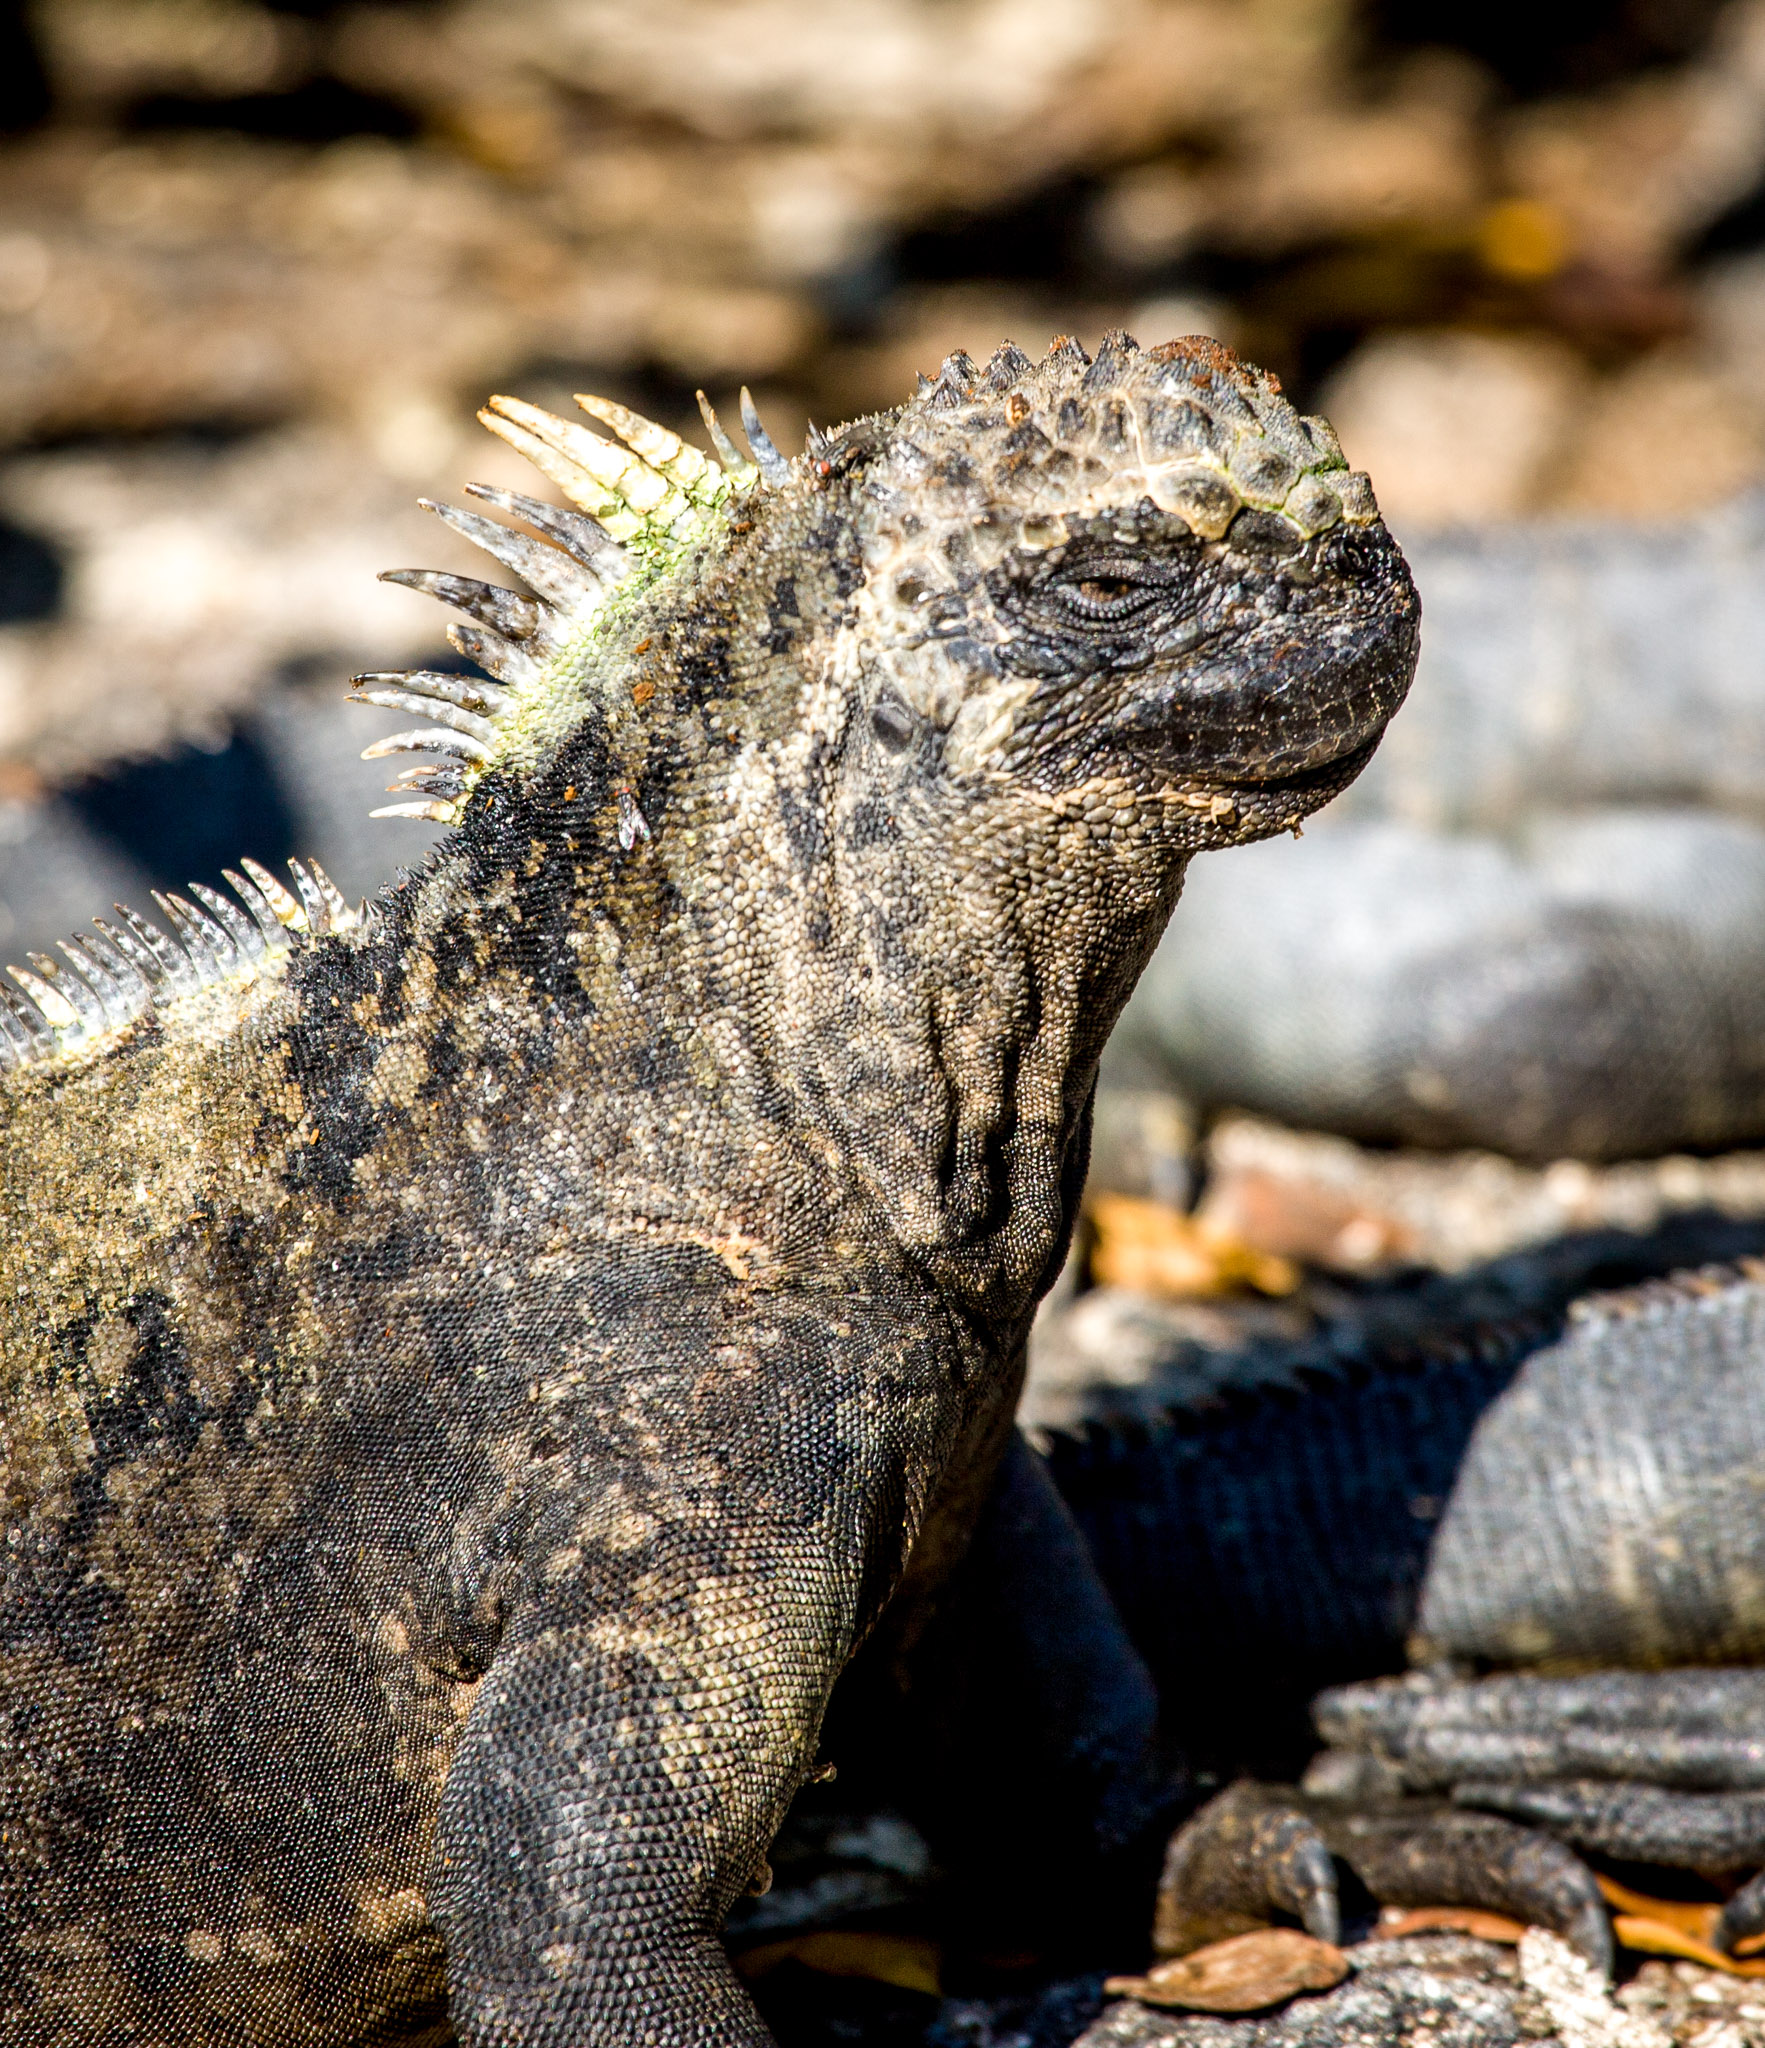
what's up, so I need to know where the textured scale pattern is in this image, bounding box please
[1041,1216,1765,1780]
[1417,1259,1765,1670]
[0,332,1417,2046]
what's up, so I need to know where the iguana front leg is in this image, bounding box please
[426,1296,997,2047]
[433,1585,824,2047]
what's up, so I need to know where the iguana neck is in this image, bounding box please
[316,663,1185,1335]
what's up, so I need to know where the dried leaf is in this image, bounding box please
[1105,1927,1348,2013]
[1377,1905,1528,1944]
[1595,1876,1720,1944]
[1612,1917,1765,1977]
[1088,1193,1300,1300]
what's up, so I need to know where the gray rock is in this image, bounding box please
[1341,495,1765,832]
[1120,811,1765,1161]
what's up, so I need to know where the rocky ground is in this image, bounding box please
[730,1923,1765,2047]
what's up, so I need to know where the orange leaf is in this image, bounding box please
[1377,1906,1527,1944]
[1613,1916,1765,1976]
[1087,1193,1299,1300]
[1595,1876,1721,1944]
[1105,1928,1348,2013]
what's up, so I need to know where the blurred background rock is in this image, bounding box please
[11,0,1765,1427]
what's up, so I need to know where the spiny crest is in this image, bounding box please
[0,857,356,1074]
[1568,1259,1765,1331]
[354,385,780,829]
[0,386,786,1080]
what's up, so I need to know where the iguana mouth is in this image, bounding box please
[1213,730,1385,794]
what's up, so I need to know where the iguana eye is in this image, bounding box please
[1054,565,1158,623]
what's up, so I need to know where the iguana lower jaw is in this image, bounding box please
[1184,731,1396,849]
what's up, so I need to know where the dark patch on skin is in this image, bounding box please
[281,1048,390,1202]
[764,574,801,653]
[848,795,899,847]
[1097,396,1131,450]
[671,622,735,715]
[1143,396,1217,459]
[79,1294,202,1474]
[20,1295,208,1663]
[419,1015,469,1104]
[778,736,838,873]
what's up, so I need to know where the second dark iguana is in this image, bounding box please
[1070,1242,1765,1982]
[0,336,1417,2046]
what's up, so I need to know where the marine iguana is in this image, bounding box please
[0,334,1417,2047]
[1041,1216,1765,1780]
[1077,1248,1765,1981]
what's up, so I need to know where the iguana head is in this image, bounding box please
[365,330,1416,863]
[829,332,1413,833]
[337,329,1418,1284]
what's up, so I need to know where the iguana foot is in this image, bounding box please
[1154,1780,1340,1955]
[1157,1779,1612,1972]
[1307,1668,1765,1956]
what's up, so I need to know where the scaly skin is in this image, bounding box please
[0,333,1416,2046]
[1144,1254,1765,1979]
